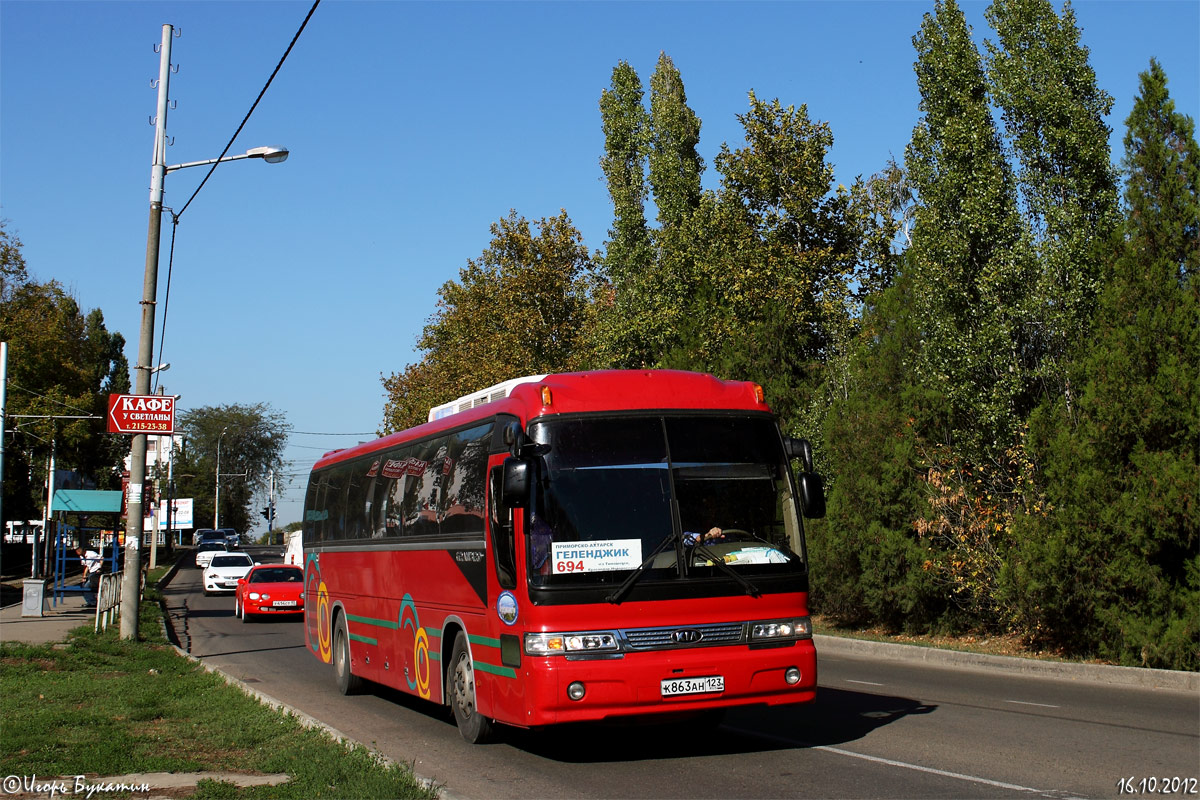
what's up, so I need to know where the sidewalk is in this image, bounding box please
[0,583,102,645]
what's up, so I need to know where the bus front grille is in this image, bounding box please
[622,622,746,650]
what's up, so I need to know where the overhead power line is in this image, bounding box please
[175,0,322,221]
[154,0,322,383]
[292,430,377,436]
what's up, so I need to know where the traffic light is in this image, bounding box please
[260,506,272,521]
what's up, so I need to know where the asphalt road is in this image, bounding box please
[164,550,1199,800]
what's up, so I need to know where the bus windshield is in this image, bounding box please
[526,415,805,590]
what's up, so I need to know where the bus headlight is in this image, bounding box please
[525,631,619,656]
[750,617,812,641]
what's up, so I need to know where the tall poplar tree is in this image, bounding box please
[905,0,1032,460]
[595,61,655,368]
[985,0,1119,413]
[599,61,652,281]
[647,52,704,228]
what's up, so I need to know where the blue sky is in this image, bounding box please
[2,0,1197,531]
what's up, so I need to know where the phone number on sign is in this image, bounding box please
[1117,777,1198,795]
[118,421,172,432]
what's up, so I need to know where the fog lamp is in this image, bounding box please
[567,682,586,701]
[785,667,802,685]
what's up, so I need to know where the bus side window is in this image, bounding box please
[303,474,321,545]
[344,465,369,540]
[489,465,516,589]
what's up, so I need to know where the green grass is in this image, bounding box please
[0,583,439,799]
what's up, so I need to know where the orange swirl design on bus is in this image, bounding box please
[414,628,431,699]
[317,581,331,663]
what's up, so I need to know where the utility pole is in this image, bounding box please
[0,342,8,551]
[122,23,174,640]
[35,436,55,578]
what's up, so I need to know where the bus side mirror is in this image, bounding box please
[798,472,826,519]
[503,421,526,457]
[784,437,815,474]
[501,457,530,509]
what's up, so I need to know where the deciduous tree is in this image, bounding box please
[985,0,1119,413]
[905,0,1033,462]
[382,210,594,432]
[173,403,291,535]
[0,223,130,524]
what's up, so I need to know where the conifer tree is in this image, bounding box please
[1011,60,1199,668]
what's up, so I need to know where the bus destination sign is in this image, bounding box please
[107,394,176,434]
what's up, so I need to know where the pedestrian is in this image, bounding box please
[75,545,102,607]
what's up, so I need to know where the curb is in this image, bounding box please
[154,568,460,800]
[814,634,1199,693]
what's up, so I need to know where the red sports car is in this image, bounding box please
[235,564,305,621]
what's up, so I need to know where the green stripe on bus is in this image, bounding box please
[468,634,501,649]
[348,633,378,645]
[346,614,398,629]
[426,627,441,639]
[473,660,516,679]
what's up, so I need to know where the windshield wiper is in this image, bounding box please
[689,543,762,598]
[605,530,680,605]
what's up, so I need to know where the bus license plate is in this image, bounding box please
[661,675,724,697]
[272,600,298,607]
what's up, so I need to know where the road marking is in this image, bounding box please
[1005,700,1061,709]
[814,745,1058,796]
[725,725,1076,798]
[846,679,885,686]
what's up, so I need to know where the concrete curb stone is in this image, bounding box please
[814,633,1198,693]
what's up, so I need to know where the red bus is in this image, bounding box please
[302,370,826,742]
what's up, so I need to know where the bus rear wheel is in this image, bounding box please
[334,615,363,695]
[450,631,493,743]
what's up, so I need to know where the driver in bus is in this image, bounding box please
[529,512,553,575]
[683,527,729,546]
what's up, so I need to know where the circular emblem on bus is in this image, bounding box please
[673,629,703,644]
[497,591,518,626]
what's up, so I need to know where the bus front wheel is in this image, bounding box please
[334,615,363,695]
[450,631,493,743]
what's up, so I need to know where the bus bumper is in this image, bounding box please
[519,638,817,726]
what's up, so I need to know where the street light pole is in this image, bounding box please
[120,23,174,640]
[121,25,288,640]
[215,426,228,529]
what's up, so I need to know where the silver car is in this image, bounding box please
[203,551,256,595]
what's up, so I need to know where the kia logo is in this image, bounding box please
[673,629,702,644]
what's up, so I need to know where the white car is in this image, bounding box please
[203,552,257,595]
[195,541,227,570]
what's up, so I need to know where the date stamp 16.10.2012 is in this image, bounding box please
[1116,777,1198,796]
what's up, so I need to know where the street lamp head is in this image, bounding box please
[135,362,170,373]
[245,145,289,164]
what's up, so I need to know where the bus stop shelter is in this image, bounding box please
[50,490,123,605]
